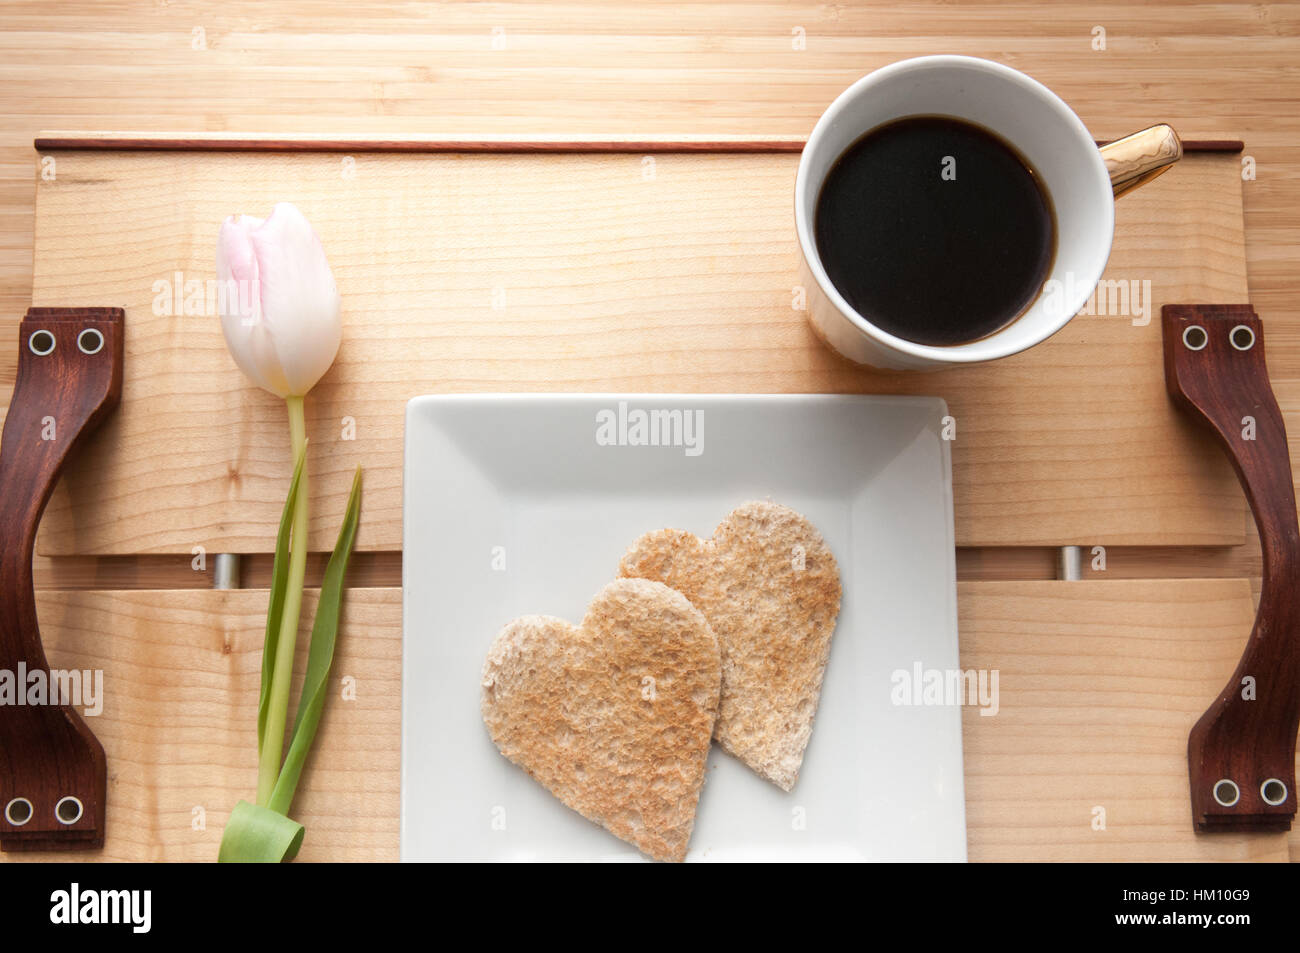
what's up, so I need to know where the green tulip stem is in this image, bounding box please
[257,394,309,806]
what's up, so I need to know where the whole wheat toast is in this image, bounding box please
[480,577,721,862]
[619,501,841,790]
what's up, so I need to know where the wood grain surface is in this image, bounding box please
[2,2,1299,863]
[26,147,1246,553]
[7,588,402,863]
[1,580,1293,862]
[959,579,1293,862]
[28,131,1245,153]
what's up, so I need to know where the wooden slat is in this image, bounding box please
[28,367,1300,592]
[30,131,1244,153]
[2,579,1292,862]
[32,132,808,154]
[27,147,1246,555]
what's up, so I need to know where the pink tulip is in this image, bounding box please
[213,201,363,862]
[216,202,341,398]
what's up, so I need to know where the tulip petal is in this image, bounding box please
[217,214,289,397]
[248,203,343,397]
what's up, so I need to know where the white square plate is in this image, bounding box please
[401,394,965,861]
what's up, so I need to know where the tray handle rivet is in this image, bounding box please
[1261,779,1288,806]
[4,797,33,826]
[54,796,84,825]
[1212,779,1240,807]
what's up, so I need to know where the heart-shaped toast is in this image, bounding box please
[480,577,721,862]
[619,501,841,790]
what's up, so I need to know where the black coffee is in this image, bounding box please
[814,116,1055,347]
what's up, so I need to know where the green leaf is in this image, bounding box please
[256,446,306,761]
[218,800,305,863]
[268,466,362,816]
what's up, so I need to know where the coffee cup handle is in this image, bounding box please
[1100,124,1183,198]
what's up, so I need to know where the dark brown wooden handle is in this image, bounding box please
[1163,304,1300,833]
[0,307,123,850]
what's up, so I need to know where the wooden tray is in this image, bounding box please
[27,135,1248,555]
[8,134,1294,864]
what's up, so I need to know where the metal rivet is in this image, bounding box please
[1229,324,1255,352]
[4,797,33,826]
[1212,778,1240,807]
[1261,778,1288,806]
[27,329,55,356]
[1182,325,1208,351]
[54,795,83,825]
[77,328,104,355]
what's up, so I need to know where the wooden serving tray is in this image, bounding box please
[7,134,1293,864]
[27,135,1248,555]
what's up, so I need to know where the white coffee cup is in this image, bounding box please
[795,55,1180,370]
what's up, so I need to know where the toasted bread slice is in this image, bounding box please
[480,577,721,862]
[619,501,841,790]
